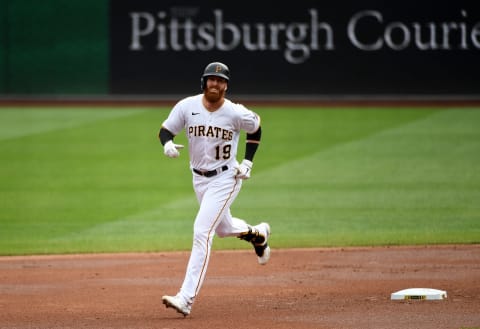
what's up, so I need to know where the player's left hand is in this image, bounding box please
[235,159,253,179]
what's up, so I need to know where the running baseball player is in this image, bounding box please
[158,62,270,317]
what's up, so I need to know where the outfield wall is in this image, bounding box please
[0,0,108,95]
[1,0,479,99]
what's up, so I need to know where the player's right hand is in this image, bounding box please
[164,140,184,158]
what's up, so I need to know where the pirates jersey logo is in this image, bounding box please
[188,125,233,141]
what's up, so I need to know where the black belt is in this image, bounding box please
[193,165,228,177]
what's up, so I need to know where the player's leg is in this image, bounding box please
[215,210,250,237]
[176,176,242,307]
[216,209,271,265]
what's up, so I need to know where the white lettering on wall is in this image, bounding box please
[347,10,480,51]
[129,8,479,64]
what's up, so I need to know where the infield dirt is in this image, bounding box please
[1,245,479,329]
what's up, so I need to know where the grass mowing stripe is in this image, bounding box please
[1,108,190,220]
[49,197,199,253]
[0,107,148,141]
[1,107,479,255]
[251,107,439,171]
[225,108,480,248]
[0,108,194,254]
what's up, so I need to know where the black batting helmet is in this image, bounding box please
[200,62,230,90]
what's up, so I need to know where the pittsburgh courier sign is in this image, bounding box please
[129,9,480,64]
[109,1,480,95]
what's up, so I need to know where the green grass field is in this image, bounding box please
[0,106,479,255]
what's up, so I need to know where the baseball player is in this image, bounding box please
[158,62,270,317]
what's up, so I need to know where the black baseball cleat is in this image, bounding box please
[238,222,271,265]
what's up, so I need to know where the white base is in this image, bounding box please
[391,288,447,300]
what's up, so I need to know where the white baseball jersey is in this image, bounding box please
[162,94,260,171]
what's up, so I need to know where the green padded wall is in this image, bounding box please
[1,0,108,94]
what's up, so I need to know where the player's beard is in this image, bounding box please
[204,87,226,103]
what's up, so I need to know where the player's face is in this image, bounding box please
[204,76,228,103]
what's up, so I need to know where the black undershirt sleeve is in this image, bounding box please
[244,126,262,161]
[159,127,175,146]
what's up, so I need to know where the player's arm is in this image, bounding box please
[236,126,261,179]
[158,127,174,145]
[159,126,184,158]
[245,126,261,161]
